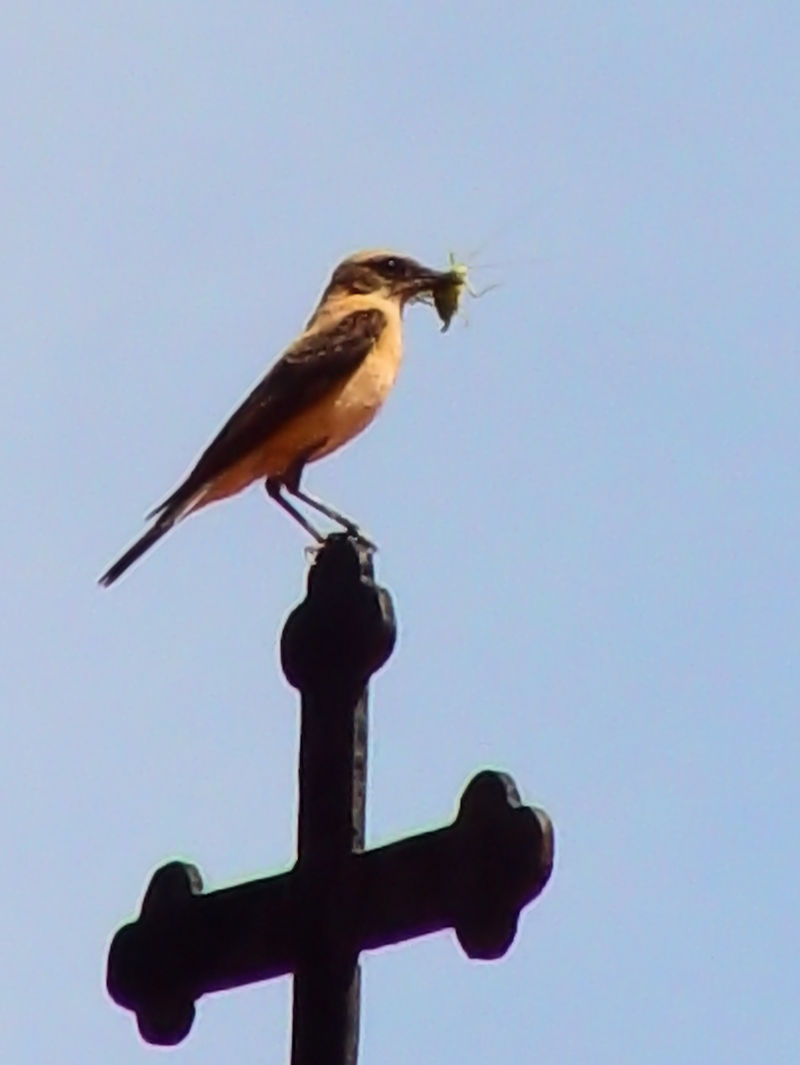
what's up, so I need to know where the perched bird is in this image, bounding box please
[99,250,461,586]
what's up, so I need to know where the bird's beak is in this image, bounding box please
[402,263,462,303]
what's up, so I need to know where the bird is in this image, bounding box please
[99,250,461,586]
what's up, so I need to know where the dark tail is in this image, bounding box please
[98,514,177,587]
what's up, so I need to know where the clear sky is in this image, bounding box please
[2,4,798,1063]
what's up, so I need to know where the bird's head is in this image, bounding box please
[321,250,462,312]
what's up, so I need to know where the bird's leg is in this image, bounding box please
[290,486,377,549]
[265,477,324,542]
[283,462,376,549]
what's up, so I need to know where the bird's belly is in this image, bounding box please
[196,340,401,506]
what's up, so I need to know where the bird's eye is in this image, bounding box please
[381,257,402,275]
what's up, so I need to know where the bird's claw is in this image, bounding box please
[304,527,377,560]
[304,543,323,563]
[343,523,377,551]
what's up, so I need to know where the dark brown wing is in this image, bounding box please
[149,307,386,519]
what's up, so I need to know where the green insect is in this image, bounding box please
[432,252,497,332]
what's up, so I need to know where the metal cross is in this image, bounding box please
[106,535,554,1063]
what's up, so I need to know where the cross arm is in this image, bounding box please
[106,770,553,1045]
[355,769,553,959]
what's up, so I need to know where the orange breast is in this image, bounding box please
[191,323,402,511]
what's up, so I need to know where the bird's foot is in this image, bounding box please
[342,523,377,551]
[304,526,377,564]
[304,542,323,564]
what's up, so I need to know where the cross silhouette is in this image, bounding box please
[106,536,554,1063]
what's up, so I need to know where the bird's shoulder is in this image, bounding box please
[283,299,389,370]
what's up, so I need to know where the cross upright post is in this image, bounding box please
[280,534,395,1065]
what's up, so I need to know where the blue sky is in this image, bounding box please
[2,4,798,1063]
